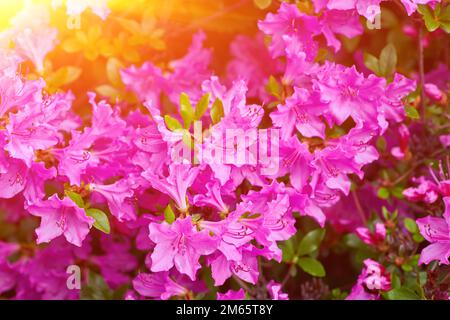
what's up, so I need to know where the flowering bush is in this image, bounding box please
[0,0,448,300]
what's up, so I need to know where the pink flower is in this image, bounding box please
[258,3,321,60]
[227,34,283,100]
[271,87,329,140]
[267,280,289,300]
[416,197,450,265]
[346,259,391,300]
[148,216,217,280]
[314,63,385,126]
[90,179,136,222]
[0,159,27,199]
[26,194,95,247]
[133,272,189,300]
[209,245,260,286]
[65,0,110,20]
[403,176,440,204]
[319,9,363,52]
[14,27,58,72]
[217,288,246,300]
[0,241,19,295]
[143,164,199,211]
[424,83,443,102]
[355,223,386,247]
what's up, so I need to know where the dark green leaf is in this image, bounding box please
[384,287,420,300]
[297,229,325,256]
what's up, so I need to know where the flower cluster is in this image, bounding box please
[0,0,448,300]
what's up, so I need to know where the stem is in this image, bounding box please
[418,25,426,120]
[281,263,295,288]
[352,190,367,225]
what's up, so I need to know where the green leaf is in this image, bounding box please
[405,105,420,119]
[86,208,110,234]
[297,229,326,256]
[164,115,182,131]
[194,93,210,120]
[210,98,224,124]
[403,218,418,234]
[390,186,404,199]
[379,44,397,77]
[65,190,85,208]
[297,257,326,277]
[413,233,425,243]
[384,287,421,300]
[363,52,380,75]
[80,272,114,300]
[281,238,295,262]
[418,5,440,32]
[377,187,390,200]
[180,93,194,129]
[253,0,271,10]
[376,136,387,152]
[266,75,281,98]
[164,204,175,224]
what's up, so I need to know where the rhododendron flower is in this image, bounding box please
[0,0,447,302]
[148,216,217,280]
[416,197,450,265]
[356,223,386,247]
[143,164,199,212]
[26,195,95,247]
[133,272,190,300]
[346,259,391,300]
[217,288,246,300]
[267,280,289,300]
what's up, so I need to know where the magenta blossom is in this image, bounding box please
[148,216,217,280]
[416,197,450,265]
[346,259,391,300]
[26,195,95,247]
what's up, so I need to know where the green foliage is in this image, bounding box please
[164,204,175,224]
[85,208,111,234]
[403,218,418,234]
[194,93,210,120]
[364,44,397,78]
[81,272,127,300]
[418,3,450,33]
[65,190,85,208]
[384,287,421,300]
[379,44,397,78]
[266,75,281,98]
[180,92,194,129]
[297,257,326,277]
[282,227,327,278]
[164,114,183,131]
[377,187,390,199]
[405,105,420,119]
[297,229,326,256]
[211,98,224,124]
